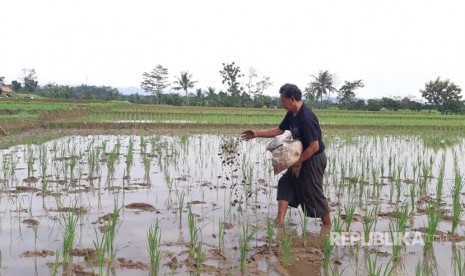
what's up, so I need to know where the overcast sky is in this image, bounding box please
[2,0,464,99]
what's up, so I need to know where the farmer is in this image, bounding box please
[241,83,330,226]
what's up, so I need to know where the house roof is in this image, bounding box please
[0,86,13,93]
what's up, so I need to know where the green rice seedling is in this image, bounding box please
[435,154,446,205]
[218,217,225,252]
[27,152,34,178]
[104,204,120,262]
[333,210,343,234]
[194,241,204,276]
[60,209,80,266]
[451,169,463,235]
[281,232,292,268]
[266,218,274,246]
[425,204,439,248]
[367,252,393,276]
[140,136,147,155]
[51,248,61,276]
[177,192,185,224]
[106,148,117,180]
[456,250,465,276]
[187,208,200,257]
[396,202,409,235]
[143,154,152,181]
[69,156,77,181]
[363,205,379,243]
[299,209,309,247]
[343,199,357,231]
[410,183,416,213]
[93,229,106,276]
[124,138,134,178]
[419,162,431,196]
[147,220,162,276]
[415,260,421,276]
[388,222,401,261]
[323,232,335,269]
[239,222,257,273]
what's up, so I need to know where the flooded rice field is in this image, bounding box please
[0,134,464,275]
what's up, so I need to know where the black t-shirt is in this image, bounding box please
[278,103,325,154]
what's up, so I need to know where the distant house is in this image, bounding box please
[0,85,13,95]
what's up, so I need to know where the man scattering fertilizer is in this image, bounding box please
[241,83,330,226]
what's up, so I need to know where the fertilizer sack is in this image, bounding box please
[266,131,303,175]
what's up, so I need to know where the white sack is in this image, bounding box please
[266,131,303,176]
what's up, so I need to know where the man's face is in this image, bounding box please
[280,95,295,111]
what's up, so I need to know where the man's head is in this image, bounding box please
[279,83,302,111]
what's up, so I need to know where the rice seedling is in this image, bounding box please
[147,220,162,276]
[239,222,257,273]
[187,208,201,257]
[299,209,309,247]
[194,241,204,276]
[266,218,274,246]
[343,199,357,231]
[177,192,185,224]
[218,217,225,252]
[425,204,439,248]
[93,228,106,276]
[451,168,463,235]
[455,250,465,276]
[363,205,379,243]
[143,154,152,181]
[125,137,134,177]
[106,148,117,180]
[27,152,34,178]
[51,248,61,276]
[366,251,393,276]
[104,204,120,261]
[69,156,77,181]
[60,208,80,266]
[323,232,335,269]
[435,154,446,205]
[281,232,292,268]
[410,182,416,213]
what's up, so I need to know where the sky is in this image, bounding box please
[2,0,465,99]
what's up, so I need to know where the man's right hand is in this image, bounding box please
[241,130,256,141]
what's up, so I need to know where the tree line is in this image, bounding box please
[1,64,464,114]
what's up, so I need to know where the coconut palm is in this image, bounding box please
[172,71,197,104]
[306,70,338,102]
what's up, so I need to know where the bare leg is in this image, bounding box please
[321,213,331,226]
[275,200,289,225]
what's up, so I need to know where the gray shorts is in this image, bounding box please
[277,151,329,218]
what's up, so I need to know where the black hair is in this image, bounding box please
[279,83,302,101]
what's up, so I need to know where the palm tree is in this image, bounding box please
[172,71,197,104]
[306,70,338,102]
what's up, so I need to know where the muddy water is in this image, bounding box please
[0,134,464,275]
